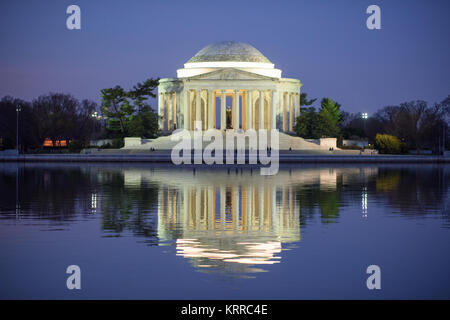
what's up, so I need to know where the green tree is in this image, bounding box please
[318,98,342,138]
[294,107,320,138]
[100,78,160,138]
[375,133,407,154]
[300,92,317,107]
[294,93,319,138]
[100,86,132,136]
[128,105,160,138]
[128,79,159,111]
[32,93,98,147]
[127,78,160,138]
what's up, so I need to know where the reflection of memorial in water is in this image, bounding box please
[121,167,379,275]
[155,170,301,275]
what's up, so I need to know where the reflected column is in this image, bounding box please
[271,185,276,233]
[259,185,264,230]
[195,186,201,229]
[233,186,239,230]
[208,186,214,229]
[220,186,226,229]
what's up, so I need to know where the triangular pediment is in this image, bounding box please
[187,68,274,80]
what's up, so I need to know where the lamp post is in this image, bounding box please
[91,111,99,119]
[16,105,21,154]
[362,112,368,134]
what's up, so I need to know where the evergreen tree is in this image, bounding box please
[294,107,321,138]
[318,98,342,138]
[100,78,159,138]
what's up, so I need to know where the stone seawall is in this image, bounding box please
[1,153,449,163]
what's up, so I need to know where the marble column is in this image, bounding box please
[271,90,276,130]
[234,89,240,130]
[208,89,214,129]
[247,90,252,130]
[195,89,201,131]
[289,93,295,132]
[183,89,190,130]
[173,92,177,130]
[283,92,288,132]
[213,91,216,129]
[166,93,172,132]
[158,93,164,131]
[259,90,264,130]
[242,91,247,131]
[221,90,226,130]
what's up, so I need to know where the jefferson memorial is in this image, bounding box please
[123,42,337,150]
[158,41,301,133]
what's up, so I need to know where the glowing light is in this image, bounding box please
[184,61,275,69]
[177,61,282,78]
[362,186,368,217]
[43,138,69,147]
[91,193,97,213]
[175,238,282,266]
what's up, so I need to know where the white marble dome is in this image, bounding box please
[177,41,282,78]
[187,41,272,63]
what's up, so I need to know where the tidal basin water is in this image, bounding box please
[0,163,449,299]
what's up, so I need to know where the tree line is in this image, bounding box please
[294,93,450,154]
[0,78,160,152]
[0,78,448,154]
[0,94,100,151]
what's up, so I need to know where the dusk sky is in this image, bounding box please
[1,0,449,114]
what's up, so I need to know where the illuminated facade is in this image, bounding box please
[158,41,302,133]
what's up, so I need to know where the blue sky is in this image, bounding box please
[1,0,449,114]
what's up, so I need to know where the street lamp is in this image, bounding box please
[91,111,102,121]
[362,112,368,134]
[16,105,21,154]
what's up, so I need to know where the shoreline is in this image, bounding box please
[1,153,449,163]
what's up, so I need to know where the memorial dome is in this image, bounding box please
[186,41,272,64]
[178,41,281,78]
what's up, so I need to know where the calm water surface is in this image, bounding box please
[0,163,449,299]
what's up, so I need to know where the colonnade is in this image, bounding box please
[158,89,300,133]
[158,91,178,132]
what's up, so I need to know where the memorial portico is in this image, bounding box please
[158,41,302,133]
